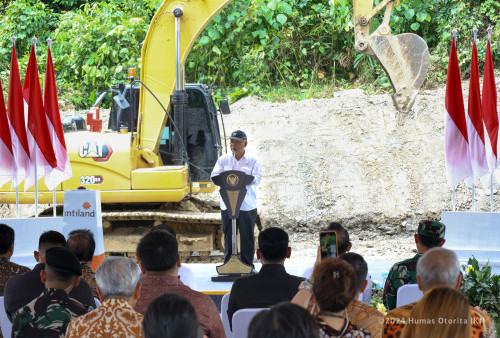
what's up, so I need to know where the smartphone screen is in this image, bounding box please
[320,231,338,258]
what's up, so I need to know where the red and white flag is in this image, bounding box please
[43,43,72,188]
[466,40,489,181]
[7,42,30,188]
[0,79,15,187]
[444,37,473,187]
[23,44,57,191]
[482,39,499,172]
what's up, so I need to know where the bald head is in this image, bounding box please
[416,247,460,291]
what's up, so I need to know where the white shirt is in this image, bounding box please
[211,152,262,211]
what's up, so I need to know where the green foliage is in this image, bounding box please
[1,0,499,107]
[186,0,361,98]
[0,0,58,75]
[51,1,152,107]
[462,257,500,332]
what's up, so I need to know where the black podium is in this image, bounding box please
[211,170,254,281]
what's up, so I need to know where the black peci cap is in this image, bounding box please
[45,247,82,276]
[230,130,247,140]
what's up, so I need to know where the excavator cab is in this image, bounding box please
[105,82,227,184]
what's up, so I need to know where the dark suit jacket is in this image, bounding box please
[227,264,303,328]
[4,263,96,320]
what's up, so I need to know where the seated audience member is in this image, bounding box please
[0,223,30,295]
[341,253,383,338]
[66,256,143,337]
[401,287,471,338]
[134,230,224,338]
[303,222,372,304]
[383,220,445,310]
[4,231,95,319]
[67,229,98,297]
[11,247,87,337]
[143,293,202,338]
[310,258,371,337]
[150,224,196,289]
[384,247,496,338]
[248,302,320,338]
[227,227,303,328]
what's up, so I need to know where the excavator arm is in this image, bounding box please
[137,0,430,160]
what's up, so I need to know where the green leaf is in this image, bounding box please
[410,22,420,31]
[416,11,428,22]
[404,8,415,20]
[276,14,287,25]
[199,36,210,45]
[212,45,221,55]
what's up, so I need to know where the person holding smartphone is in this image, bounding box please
[211,130,262,269]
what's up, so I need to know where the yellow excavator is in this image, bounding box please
[0,0,429,258]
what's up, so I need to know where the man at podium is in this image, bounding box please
[211,130,262,269]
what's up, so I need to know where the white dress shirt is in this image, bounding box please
[211,152,262,211]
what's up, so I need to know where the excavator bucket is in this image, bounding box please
[369,33,430,114]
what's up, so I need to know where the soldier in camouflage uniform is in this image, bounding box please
[12,247,87,338]
[382,220,445,310]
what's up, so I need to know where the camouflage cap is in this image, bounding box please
[417,220,445,239]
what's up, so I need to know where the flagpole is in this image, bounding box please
[32,37,39,218]
[452,28,456,213]
[46,37,57,218]
[472,185,475,211]
[471,27,477,213]
[487,27,494,213]
[11,36,20,219]
[452,185,456,211]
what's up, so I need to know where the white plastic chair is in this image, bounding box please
[220,293,232,338]
[396,284,424,307]
[0,296,12,338]
[232,308,268,338]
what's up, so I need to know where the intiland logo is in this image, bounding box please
[63,202,96,217]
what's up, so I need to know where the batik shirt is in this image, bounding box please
[383,254,421,310]
[11,288,87,338]
[383,301,497,338]
[80,262,98,298]
[0,257,30,295]
[66,298,143,337]
[316,316,372,338]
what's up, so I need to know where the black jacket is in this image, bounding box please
[227,264,303,328]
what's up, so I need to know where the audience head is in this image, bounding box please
[42,247,82,290]
[415,220,446,251]
[257,227,290,263]
[313,258,358,312]
[137,230,179,272]
[401,287,470,338]
[416,247,460,291]
[67,229,96,263]
[248,302,319,338]
[143,293,200,338]
[0,224,15,257]
[151,223,176,237]
[96,256,141,300]
[325,222,351,254]
[340,252,368,294]
[36,230,67,262]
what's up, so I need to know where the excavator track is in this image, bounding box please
[102,206,225,263]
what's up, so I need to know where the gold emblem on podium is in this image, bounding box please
[227,174,239,186]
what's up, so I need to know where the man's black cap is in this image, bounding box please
[45,247,82,276]
[230,130,247,140]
